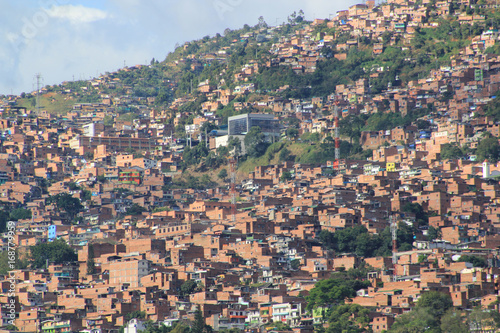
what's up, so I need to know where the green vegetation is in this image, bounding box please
[87,243,96,275]
[152,206,171,213]
[15,92,74,115]
[440,143,465,160]
[217,168,228,181]
[326,304,372,333]
[0,207,32,232]
[280,171,293,182]
[458,255,487,268]
[484,92,500,121]
[4,325,18,332]
[318,223,415,257]
[126,203,147,216]
[8,208,32,221]
[47,193,84,222]
[476,135,500,162]
[126,311,146,320]
[290,259,301,270]
[191,305,213,333]
[306,273,371,311]
[427,226,442,241]
[29,239,77,269]
[390,292,453,333]
[245,126,271,159]
[180,280,201,297]
[0,249,28,274]
[387,294,500,333]
[402,202,429,226]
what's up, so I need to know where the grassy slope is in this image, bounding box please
[16,93,75,115]
[238,142,312,174]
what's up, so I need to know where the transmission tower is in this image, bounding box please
[390,214,398,266]
[229,156,237,223]
[333,97,340,168]
[34,73,43,115]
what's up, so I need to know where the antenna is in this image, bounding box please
[390,213,398,266]
[230,156,237,223]
[333,97,340,169]
[34,73,43,115]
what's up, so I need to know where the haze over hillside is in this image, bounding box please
[1,0,360,95]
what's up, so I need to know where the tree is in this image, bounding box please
[286,127,299,140]
[0,209,10,233]
[416,291,453,320]
[279,147,294,162]
[81,189,92,203]
[126,203,147,216]
[200,121,217,135]
[258,15,267,28]
[280,171,293,182]
[217,169,228,181]
[458,255,487,268]
[326,304,372,333]
[191,306,213,333]
[402,202,428,226]
[395,222,416,252]
[182,143,209,167]
[476,136,500,162]
[390,307,439,333]
[96,175,107,183]
[126,311,146,320]
[244,126,270,158]
[200,174,215,188]
[318,229,337,250]
[484,91,500,121]
[185,176,202,189]
[30,238,77,269]
[9,208,32,221]
[48,193,84,221]
[440,310,469,333]
[415,119,431,130]
[228,136,242,156]
[180,280,198,296]
[68,182,80,191]
[427,226,441,241]
[170,323,190,333]
[87,243,96,275]
[306,275,370,311]
[141,321,174,333]
[339,115,365,144]
[440,143,464,160]
[468,306,500,332]
[290,259,301,270]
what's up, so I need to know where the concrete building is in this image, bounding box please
[227,113,280,138]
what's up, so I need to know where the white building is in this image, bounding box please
[271,302,302,327]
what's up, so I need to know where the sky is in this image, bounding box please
[1,0,361,95]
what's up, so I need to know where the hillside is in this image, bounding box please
[5,1,500,332]
[6,1,500,178]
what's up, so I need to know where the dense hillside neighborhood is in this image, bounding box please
[3,0,500,332]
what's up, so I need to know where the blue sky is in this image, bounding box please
[1,0,360,95]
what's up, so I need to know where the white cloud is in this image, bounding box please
[46,5,108,24]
